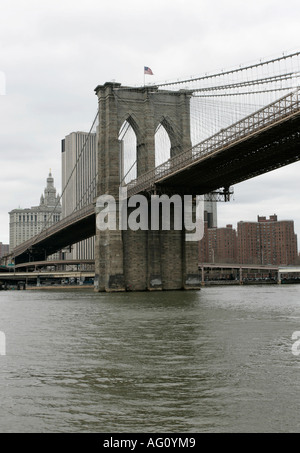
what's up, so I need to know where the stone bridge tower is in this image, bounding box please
[94,82,200,292]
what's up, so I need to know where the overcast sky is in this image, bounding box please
[0,0,300,244]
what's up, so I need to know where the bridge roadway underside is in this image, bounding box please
[14,213,95,265]
[156,115,300,195]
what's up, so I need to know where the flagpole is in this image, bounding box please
[143,67,153,86]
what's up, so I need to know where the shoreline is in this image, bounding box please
[27,285,94,290]
[202,280,277,286]
[2,281,299,291]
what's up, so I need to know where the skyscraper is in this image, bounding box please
[204,193,217,228]
[9,172,61,252]
[61,131,97,259]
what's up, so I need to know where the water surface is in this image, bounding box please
[0,285,300,433]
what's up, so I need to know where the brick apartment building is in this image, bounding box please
[237,214,298,265]
[199,223,237,263]
[199,214,298,265]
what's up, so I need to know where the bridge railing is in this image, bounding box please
[127,88,300,197]
[12,203,95,257]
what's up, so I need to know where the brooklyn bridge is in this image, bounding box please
[6,51,300,291]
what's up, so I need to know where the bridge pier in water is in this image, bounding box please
[94,82,200,292]
[95,202,200,292]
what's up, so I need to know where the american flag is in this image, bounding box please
[144,66,154,75]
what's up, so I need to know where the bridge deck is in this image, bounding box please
[127,88,300,196]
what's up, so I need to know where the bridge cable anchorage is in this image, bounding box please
[20,109,99,258]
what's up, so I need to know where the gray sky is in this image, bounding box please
[0,0,300,244]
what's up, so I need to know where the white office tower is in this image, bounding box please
[9,172,62,252]
[61,131,97,259]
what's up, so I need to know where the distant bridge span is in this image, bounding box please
[14,259,95,270]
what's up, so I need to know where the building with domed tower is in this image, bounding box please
[9,172,62,252]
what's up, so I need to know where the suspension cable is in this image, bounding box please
[155,51,300,88]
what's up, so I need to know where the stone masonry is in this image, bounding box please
[94,82,200,292]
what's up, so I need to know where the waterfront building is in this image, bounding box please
[9,172,61,253]
[199,214,297,266]
[61,131,97,260]
[199,223,237,263]
[238,214,298,265]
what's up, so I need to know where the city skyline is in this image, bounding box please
[0,0,300,243]
[4,167,300,257]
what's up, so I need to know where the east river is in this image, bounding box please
[0,285,300,433]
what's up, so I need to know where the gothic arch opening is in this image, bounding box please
[155,123,171,167]
[118,119,137,184]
